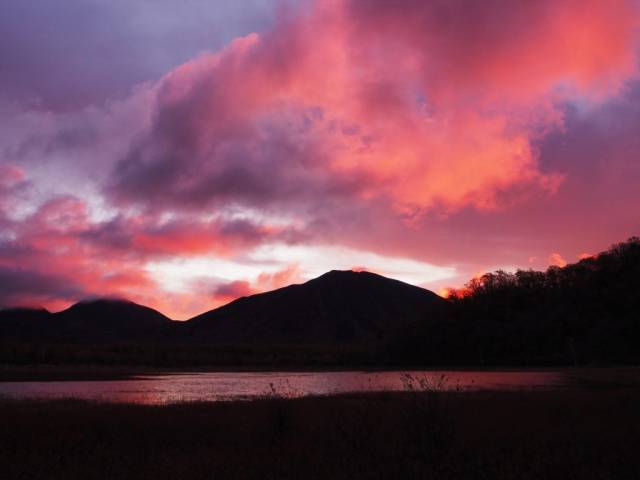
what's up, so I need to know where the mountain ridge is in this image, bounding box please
[1,237,639,366]
[185,269,448,344]
[0,298,173,343]
[0,270,447,345]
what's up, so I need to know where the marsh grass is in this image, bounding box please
[1,387,639,479]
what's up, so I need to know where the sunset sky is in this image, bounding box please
[1,0,639,318]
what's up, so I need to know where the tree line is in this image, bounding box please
[386,237,640,365]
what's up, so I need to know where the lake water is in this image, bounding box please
[0,370,567,404]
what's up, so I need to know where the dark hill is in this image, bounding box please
[51,299,174,343]
[0,307,50,322]
[0,308,51,342]
[185,270,449,344]
[0,299,173,344]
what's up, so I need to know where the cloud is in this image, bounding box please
[346,0,638,101]
[0,266,86,308]
[0,164,27,216]
[256,264,302,290]
[181,264,302,314]
[0,0,286,110]
[82,215,295,258]
[548,253,568,268]
[108,0,638,218]
[0,185,304,315]
[199,264,302,308]
[212,280,254,303]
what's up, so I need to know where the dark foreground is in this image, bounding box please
[1,386,640,480]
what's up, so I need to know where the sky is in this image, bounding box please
[1,0,639,318]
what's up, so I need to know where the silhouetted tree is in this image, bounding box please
[387,237,640,366]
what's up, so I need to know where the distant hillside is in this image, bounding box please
[387,237,640,366]
[0,299,173,344]
[0,308,51,343]
[185,270,449,344]
[0,307,50,322]
[0,271,448,347]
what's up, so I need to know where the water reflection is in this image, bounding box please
[0,370,565,404]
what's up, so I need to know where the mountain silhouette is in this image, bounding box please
[51,299,174,342]
[0,307,50,322]
[0,307,51,342]
[184,270,449,344]
[0,237,640,367]
[0,299,172,343]
[0,271,448,346]
[1,237,639,366]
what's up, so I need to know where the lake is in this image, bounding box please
[0,370,568,404]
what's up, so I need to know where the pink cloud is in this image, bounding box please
[179,265,304,317]
[347,0,638,102]
[212,280,254,303]
[0,164,24,186]
[109,0,638,218]
[0,185,298,315]
[256,264,302,290]
[0,164,27,214]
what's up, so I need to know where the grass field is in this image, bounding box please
[1,383,639,479]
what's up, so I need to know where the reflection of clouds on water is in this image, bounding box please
[0,371,565,404]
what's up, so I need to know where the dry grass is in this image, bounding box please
[1,385,639,479]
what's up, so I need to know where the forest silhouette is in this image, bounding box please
[390,237,640,366]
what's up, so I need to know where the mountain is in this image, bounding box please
[52,299,174,342]
[0,307,51,342]
[0,299,173,343]
[0,307,50,322]
[184,270,449,344]
[0,270,449,349]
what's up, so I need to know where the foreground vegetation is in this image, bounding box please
[1,385,639,479]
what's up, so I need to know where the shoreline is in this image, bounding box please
[0,363,637,384]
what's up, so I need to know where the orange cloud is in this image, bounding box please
[549,253,568,268]
[256,264,302,290]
